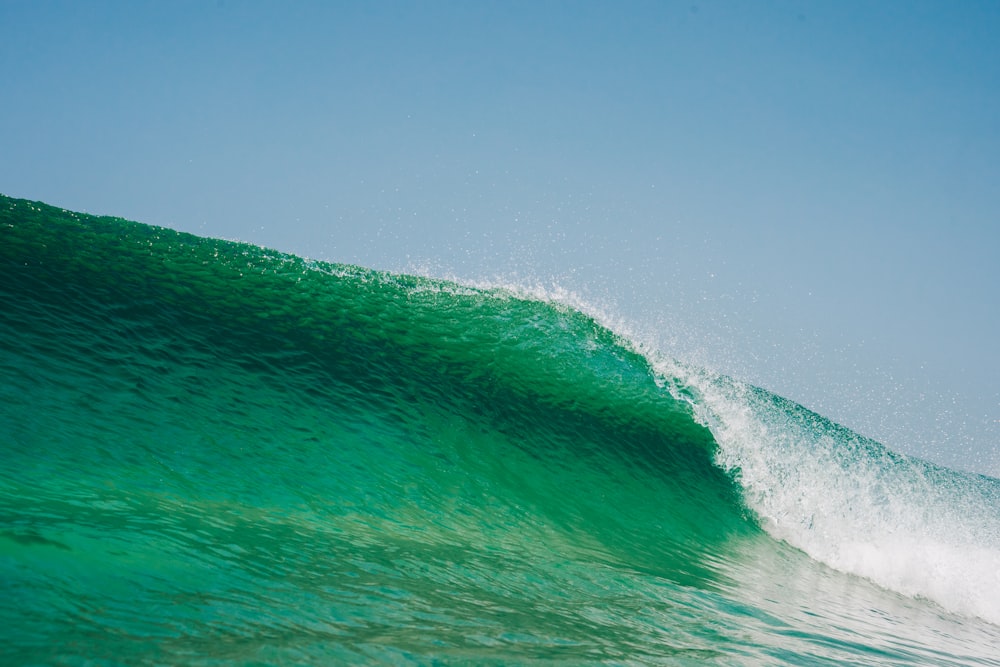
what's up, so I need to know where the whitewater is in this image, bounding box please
[1,194,999,665]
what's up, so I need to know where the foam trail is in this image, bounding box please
[657,358,1000,625]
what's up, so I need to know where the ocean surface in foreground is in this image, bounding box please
[1,195,999,665]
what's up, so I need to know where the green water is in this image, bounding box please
[1,195,998,665]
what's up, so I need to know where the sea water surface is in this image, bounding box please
[1,195,999,665]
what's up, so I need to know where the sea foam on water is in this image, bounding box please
[666,360,1000,626]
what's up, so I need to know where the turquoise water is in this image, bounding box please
[2,195,999,665]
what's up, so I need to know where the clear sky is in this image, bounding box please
[2,0,998,476]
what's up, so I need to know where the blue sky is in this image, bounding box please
[2,1,998,475]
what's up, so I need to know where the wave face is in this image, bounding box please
[2,195,999,665]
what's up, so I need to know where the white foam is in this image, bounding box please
[657,359,1000,626]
